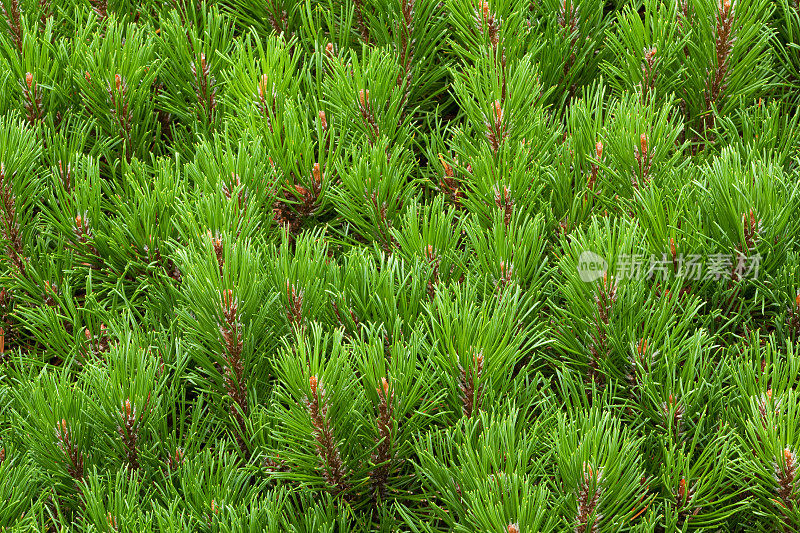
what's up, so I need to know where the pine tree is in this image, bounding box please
[0,0,798,530]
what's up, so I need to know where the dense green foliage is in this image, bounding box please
[0,0,799,530]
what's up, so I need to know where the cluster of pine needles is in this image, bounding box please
[2,0,800,531]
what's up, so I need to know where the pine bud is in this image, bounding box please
[784,448,795,468]
[438,153,454,177]
[595,140,603,160]
[637,338,648,355]
[312,163,321,184]
[493,100,503,125]
[318,110,327,130]
[25,72,32,90]
[479,0,490,20]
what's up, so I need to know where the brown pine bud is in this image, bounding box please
[493,100,503,125]
[312,163,321,184]
[438,153,454,177]
[479,0,490,19]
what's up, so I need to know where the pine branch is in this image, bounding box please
[219,290,249,456]
[703,0,737,139]
[55,418,85,482]
[1,0,23,54]
[106,75,134,161]
[20,73,45,126]
[0,163,26,277]
[190,53,217,124]
[774,448,797,512]
[117,396,150,470]
[484,100,507,153]
[358,89,380,144]
[575,463,602,533]
[459,351,484,418]
[305,375,349,494]
[371,377,394,500]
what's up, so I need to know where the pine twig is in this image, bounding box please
[305,375,349,494]
[0,163,26,277]
[371,377,394,500]
[702,0,736,142]
[575,463,603,533]
[55,418,85,482]
[1,0,23,54]
[459,351,484,418]
[219,290,249,456]
[190,53,217,125]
